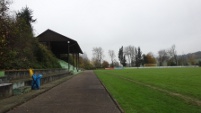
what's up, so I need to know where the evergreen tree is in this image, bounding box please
[135,47,142,67]
[123,55,126,66]
[16,7,36,29]
[142,54,147,66]
[118,46,126,66]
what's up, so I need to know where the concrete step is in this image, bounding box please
[13,86,31,96]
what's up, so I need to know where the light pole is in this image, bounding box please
[68,41,70,72]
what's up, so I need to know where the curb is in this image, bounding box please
[95,73,125,113]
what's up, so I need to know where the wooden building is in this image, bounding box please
[37,29,83,70]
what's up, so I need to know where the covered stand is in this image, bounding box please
[37,29,83,71]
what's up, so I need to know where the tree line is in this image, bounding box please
[79,44,200,69]
[0,0,61,69]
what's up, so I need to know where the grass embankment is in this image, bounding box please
[95,68,201,113]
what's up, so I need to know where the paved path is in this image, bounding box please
[7,70,121,113]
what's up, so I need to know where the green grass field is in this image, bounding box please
[95,67,201,113]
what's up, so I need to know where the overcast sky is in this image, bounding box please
[10,0,201,62]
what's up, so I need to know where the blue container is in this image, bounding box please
[36,74,42,88]
[31,74,42,90]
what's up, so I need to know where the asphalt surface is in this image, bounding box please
[6,70,121,113]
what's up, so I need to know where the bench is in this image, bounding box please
[0,83,13,98]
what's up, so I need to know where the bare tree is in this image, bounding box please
[157,45,177,66]
[130,46,137,67]
[92,47,104,68]
[168,44,177,66]
[124,45,136,67]
[158,49,168,66]
[113,59,120,67]
[108,50,115,67]
[124,46,131,67]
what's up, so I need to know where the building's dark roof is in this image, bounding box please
[37,29,83,54]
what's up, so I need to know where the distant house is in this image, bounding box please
[37,29,83,69]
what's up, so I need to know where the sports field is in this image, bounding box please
[95,67,201,113]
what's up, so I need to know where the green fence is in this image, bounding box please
[0,71,5,77]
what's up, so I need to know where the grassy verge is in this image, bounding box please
[95,68,201,113]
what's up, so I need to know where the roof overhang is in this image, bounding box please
[37,29,83,54]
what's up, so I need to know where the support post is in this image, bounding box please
[67,41,70,72]
[77,53,79,72]
[73,53,75,70]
